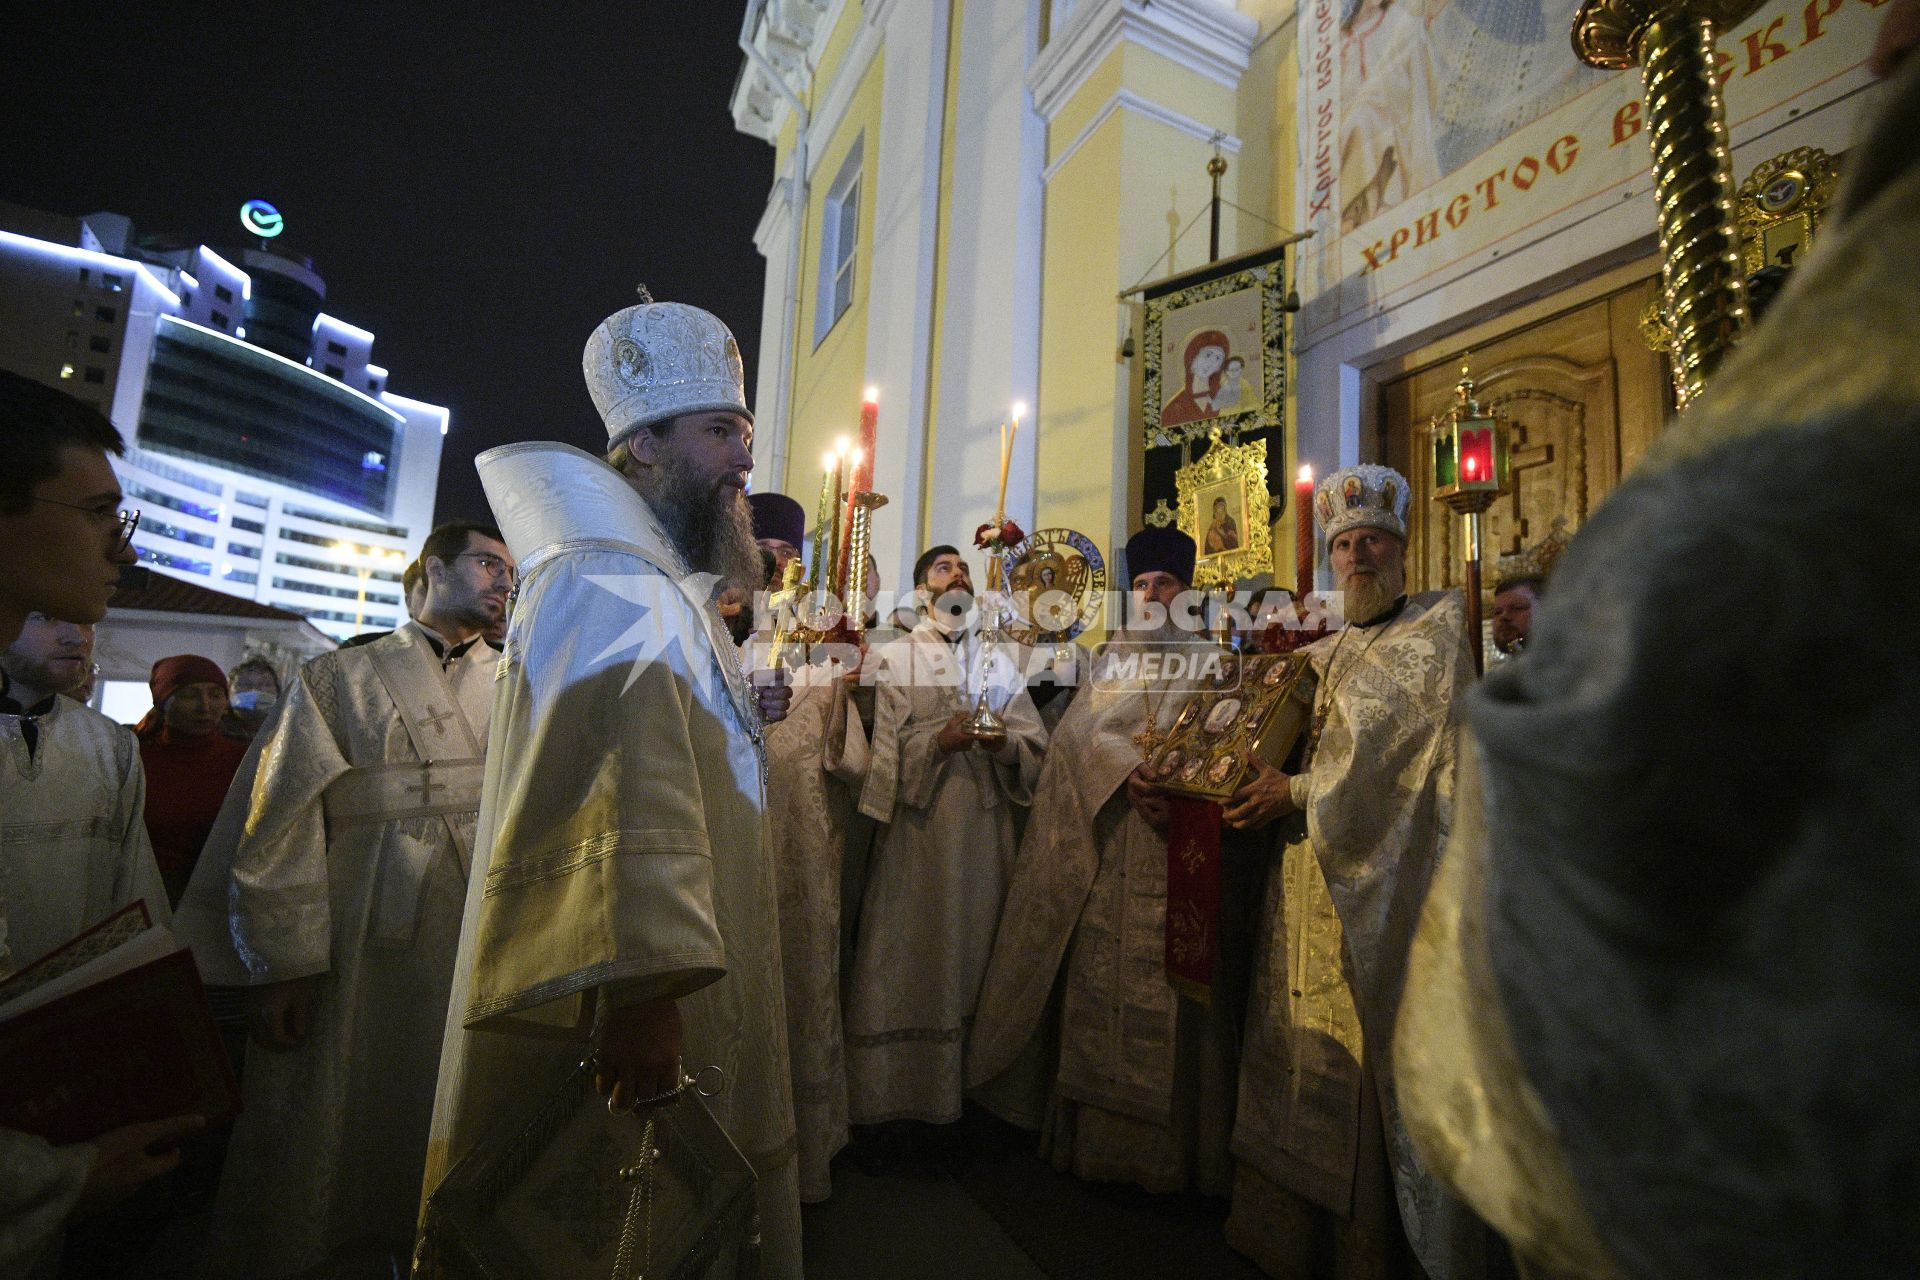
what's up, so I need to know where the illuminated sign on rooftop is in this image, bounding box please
[240,199,284,239]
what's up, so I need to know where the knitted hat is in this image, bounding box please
[149,654,229,708]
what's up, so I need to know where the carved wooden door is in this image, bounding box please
[1378,274,1673,594]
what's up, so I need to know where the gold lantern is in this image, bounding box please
[1429,364,1511,673]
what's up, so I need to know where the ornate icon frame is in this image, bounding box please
[1177,438,1272,590]
[1736,145,1839,276]
[1141,244,1289,450]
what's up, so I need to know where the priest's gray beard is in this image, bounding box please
[637,453,763,594]
[1339,565,1402,626]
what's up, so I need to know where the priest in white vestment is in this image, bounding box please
[844,545,1047,1128]
[1218,465,1486,1280]
[0,380,194,1279]
[174,520,512,1279]
[972,528,1256,1195]
[418,301,802,1278]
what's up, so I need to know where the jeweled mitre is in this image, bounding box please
[583,302,751,445]
[1314,463,1411,543]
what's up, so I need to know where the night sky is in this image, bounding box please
[0,7,771,526]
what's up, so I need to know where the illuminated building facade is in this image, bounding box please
[0,200,446,640]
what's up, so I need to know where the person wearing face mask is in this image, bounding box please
[220,656,281,743]
[136,655,250,908]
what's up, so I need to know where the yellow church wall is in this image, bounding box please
[782,47,886,500]
[1035,119,1126,552]
[1035,39,1257,575]
[918,0,969,548]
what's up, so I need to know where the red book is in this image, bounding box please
[0,914,240,1146]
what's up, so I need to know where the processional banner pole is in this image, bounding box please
[1573,0,1762,408]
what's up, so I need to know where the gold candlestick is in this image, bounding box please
[844,490,887,635]
[1574,0,1761,408]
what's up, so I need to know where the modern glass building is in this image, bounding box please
[0,201,446,641]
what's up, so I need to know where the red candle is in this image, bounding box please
[1295,464,1314,599]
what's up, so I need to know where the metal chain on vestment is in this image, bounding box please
[1303,611,1395,770]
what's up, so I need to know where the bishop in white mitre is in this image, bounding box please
[843,545,1047,1128]
[418,301,802,1278]
[174,521,512,1279]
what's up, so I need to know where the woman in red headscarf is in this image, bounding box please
[137,654,249,905]
[1161,328,1232,428]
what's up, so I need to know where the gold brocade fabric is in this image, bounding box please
[1234,592,1485,1280]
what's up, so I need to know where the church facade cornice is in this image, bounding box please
[1029,0,1259,122]
[730,0,847,144]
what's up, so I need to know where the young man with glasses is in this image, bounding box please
[173,519,515,1279]
[0,370,201,1279]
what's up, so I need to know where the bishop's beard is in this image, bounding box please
[638,453,763,595]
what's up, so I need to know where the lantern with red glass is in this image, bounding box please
[1429,363,1510,674]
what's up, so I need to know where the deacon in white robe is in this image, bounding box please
[420,301,802,1279]
[175,522,511,1279]
[1220,468,1485,1280]
[971,529,1254,1195]
[845,547,1047,1127]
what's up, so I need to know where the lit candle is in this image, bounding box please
[1295,464,1314,600]
[813,451,838,595]
[857,387,879,492]
[990,402,1024,591]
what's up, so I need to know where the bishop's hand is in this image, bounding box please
[597,995,685,1116]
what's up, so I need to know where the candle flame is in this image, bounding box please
[836,436,851,455]
[1011,401,1027,421]
[822,451,838,470]
[850,448,863,466]
[1297,464,1313,484]
[864,386,880,403]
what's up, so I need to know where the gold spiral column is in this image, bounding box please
[1574,0,1761,407]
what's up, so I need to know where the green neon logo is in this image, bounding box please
[240,200,284,239]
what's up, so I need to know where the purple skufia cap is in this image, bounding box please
[748,491,806,548]
[1125,527,1196,586]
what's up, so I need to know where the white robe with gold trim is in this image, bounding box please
[844,622,1047,1126]
[421,441,801,1278]
[176,622,492,1278]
